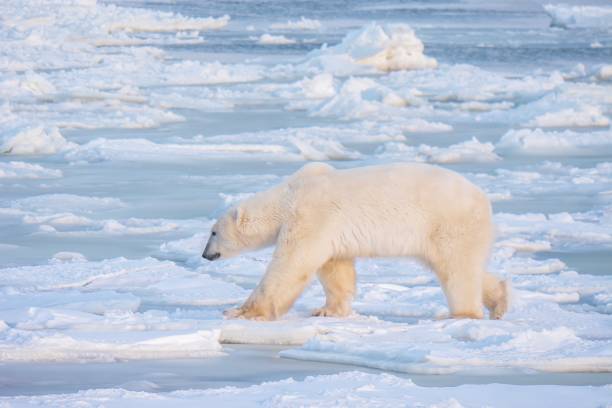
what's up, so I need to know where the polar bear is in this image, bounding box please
[203,162,508,321]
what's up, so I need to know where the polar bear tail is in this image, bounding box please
[483,272,511,319]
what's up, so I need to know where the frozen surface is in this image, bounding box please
[1,0,611,403]
[2,371,611,408]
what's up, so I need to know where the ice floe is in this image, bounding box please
[526,105,610,128]
[0,1,229,71]
[0,207,611,372]
[377,138,499,164]
[61,137,360,163]
[2,371,610,407]
[544,4,612,29]
[4,193,125,214]
[0,326,222,362]
[1,126,76,155]
[495,209,612,249]
[0,161,62,179]
[497,128,612,155]
[468,161,612,198]
[0,256,246,307]
[270,17,322,31]
[0,193,213,237]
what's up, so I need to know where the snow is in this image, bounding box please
[296,73,336,99]
[305,23,437,74]
[257,34,297,45]
[1,127,76,155]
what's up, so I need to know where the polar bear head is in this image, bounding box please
[202,203,279,261]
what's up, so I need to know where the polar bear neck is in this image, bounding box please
[239,184,285,248]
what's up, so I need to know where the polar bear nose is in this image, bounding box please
[202,251,221,261]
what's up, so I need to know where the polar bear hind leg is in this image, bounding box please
[427,218,490,319]
[434,257,485,319]
[312,258,356,317]
[483,272,509,319]
[428,219,508,319]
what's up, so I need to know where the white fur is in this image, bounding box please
[204,162,509,320]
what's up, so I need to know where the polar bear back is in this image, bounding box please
[285,163,492,259]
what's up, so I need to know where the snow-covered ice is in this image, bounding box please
[256,34,297,45]
[1,0,611,403]
[304,23,437,75]
[2,371,611,408]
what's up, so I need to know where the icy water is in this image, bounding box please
[0,0,611,406]
[2,345,611,396]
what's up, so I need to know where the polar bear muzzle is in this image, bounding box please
[202,241,221,261]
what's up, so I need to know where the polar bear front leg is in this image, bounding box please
[225,238,329,320]
[312,258,356,317]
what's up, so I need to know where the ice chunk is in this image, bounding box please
[297,73,336,99]
[544,4,612,28]
[51,252,88,263]
[220,321,320,345]
[312,77,408,119]
[0,327,222,362]
[377,138,499,164]
[497,128,612,155]
[306,23,437,74]
[1,126,76,155]
[290,137,362,161]
[257,34,297,45]
[597,65,612,81]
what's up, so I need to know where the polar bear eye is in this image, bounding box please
[211,231,217,236]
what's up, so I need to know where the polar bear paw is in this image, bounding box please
[490,280,511,320]
[223,306,270,321]
[311,305,351,318]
